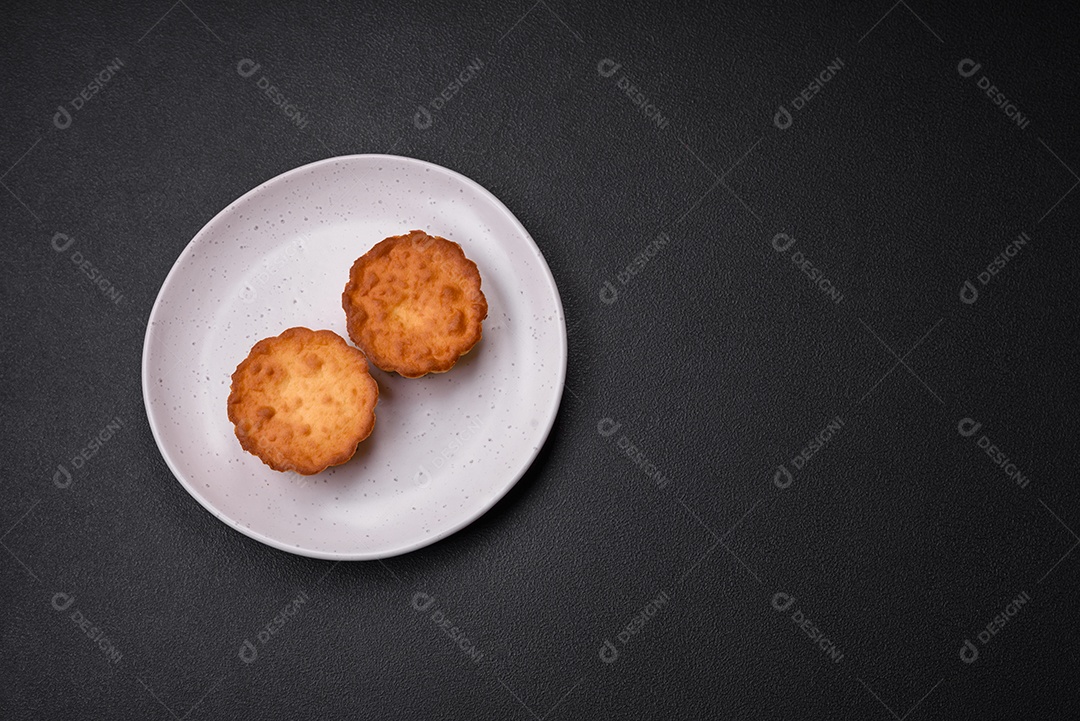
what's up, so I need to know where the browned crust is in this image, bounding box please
[227,327,379,475]
[341,230,488,378]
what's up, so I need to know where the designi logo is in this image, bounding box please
[773,465,793,489]
[412,592,436,612]
[414,106,433,130]
[238,639,258,664]
[51,592,76,611]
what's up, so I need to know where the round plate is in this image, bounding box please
[141,155,566,560]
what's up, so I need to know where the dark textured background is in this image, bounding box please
[3,1,1079,718]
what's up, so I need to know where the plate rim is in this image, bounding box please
[141,153,567,560]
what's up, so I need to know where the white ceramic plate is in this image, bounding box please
[142,155,566,560]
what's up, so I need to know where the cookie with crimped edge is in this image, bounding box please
[227,327,379,475]
[342,230,488,378]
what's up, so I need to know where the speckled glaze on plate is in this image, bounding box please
[141,155,567,560]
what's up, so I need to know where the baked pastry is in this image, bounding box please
[227,327,378,474]
[342,230,488,378]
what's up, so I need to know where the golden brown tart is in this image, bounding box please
[342,230,487,378]
[227,327,378,474]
